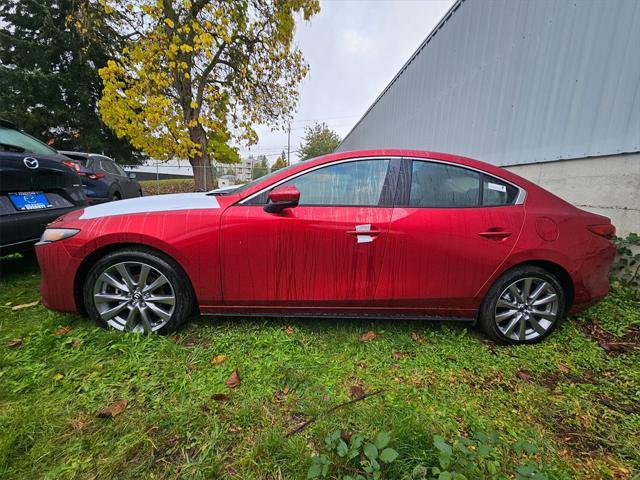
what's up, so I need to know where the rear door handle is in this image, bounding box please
[478,229,512,240]
[346,224,381,243]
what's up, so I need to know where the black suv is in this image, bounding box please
[0,120,87,256]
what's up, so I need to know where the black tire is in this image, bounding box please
[83,247,194,334]
[478,265,566,345]
[112,192,121,201]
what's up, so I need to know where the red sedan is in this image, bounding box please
[36,150,616,344]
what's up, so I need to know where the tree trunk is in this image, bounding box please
[189,125,214,191]
[190,153,215,192]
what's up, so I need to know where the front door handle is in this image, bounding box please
[478,229,512,240]
[346,224,381,243]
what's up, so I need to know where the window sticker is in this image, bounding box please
[487,182,507,193]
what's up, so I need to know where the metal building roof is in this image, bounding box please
[338,0,640,166]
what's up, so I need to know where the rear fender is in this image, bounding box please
[474,249,577,303]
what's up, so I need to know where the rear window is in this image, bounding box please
[61,153,90,166]
[0,127,58,155]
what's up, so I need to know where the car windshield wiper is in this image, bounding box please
[0,142,31,153]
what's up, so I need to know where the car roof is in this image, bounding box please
[59,151,113,159]
[59,151,90,158]
[0,119,18,129]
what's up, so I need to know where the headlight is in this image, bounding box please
[39,228,80,243]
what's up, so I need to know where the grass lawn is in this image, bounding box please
[1,255,639,479]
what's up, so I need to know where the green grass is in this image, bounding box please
[1,255,638,479]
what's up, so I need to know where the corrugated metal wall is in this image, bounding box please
[338,0,640,166]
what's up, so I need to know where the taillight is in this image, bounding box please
[587,224,616,240]
[62,160,81,172]
[87,172,105,180]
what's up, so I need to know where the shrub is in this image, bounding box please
[612,233,640,290]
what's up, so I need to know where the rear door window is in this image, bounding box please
[481,176,519,206]
[100,159,119,175]
[409,161,481,207]
[112,162,127,177]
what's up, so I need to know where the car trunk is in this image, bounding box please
[0,152,87,248]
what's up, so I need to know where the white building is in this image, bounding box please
[218,174,238,188]
[338,0,640,235]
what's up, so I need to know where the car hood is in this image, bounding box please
[78,192,221,220]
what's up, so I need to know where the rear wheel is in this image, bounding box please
[112,192,121,201]
[478,266,566,344]
[83,248,194,334]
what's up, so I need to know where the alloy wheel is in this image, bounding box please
[494,277,559,342]
[92,261,176,333]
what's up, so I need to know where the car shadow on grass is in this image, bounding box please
[188,313,477,341]
[0,253,40,279]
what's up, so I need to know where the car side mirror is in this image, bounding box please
[264,185,300,213]
[127,172,136,179]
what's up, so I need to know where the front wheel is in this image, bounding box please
[478,266,566,344]
[83,248,194,334]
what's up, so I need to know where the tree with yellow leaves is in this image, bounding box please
[96,0,319,190]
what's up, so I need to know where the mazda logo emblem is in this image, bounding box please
[24,157,39,169]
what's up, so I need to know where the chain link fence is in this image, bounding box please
[122,162,276,195]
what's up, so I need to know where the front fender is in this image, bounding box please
[62,210,222,306]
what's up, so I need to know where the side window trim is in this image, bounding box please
[240,157,397,207]
[397,157,526,208]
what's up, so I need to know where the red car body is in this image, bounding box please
[37,150,615,325]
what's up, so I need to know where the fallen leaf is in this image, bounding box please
[11,300,38,311]
[201,403,211,413]
[169,335,180,343]
[447,355,457,361]
[411,332,425,344]
[226,371,240,388]
[359,331,377,342]
[390,363,399,370]
[273,388,288,403]
[392,351,406,359]
[228,425,242,433]
[285,326,295,334]
[516,369,532,383]
[53,372,64,381]
[211,393,230,401]
[557,363,570,374]
[349,384,365,399]
[6,337,23,348]
[54,326,72,336]
[71,339,82,349]
[210,354,227,365]
[96,399,128,418]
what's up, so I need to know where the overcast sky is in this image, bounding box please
[239,0,455,164]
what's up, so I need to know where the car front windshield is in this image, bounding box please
[0,127,58,155]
